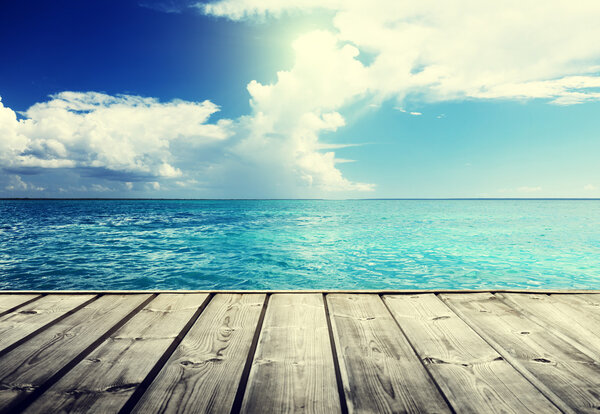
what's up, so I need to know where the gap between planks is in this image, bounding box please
[438,293,577,414]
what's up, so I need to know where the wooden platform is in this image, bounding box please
[0,290,599,413]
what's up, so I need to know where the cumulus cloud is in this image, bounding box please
[226,30,374,193]
[0,85,373,196]
[4,175,45,191]
[1,92,231,179]
[203,0,600,104]
[5,1,600,196]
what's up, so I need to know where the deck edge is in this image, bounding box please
[1,289,599,294]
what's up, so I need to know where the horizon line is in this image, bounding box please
[1,197,600,201]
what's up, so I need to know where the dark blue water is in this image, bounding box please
[1,199,599,290]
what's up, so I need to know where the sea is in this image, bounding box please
[1,199,599,290]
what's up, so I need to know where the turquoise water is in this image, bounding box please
[0,199,599,290]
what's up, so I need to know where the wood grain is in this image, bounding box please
[22,293,209,414]
[498,293,600,360]
[0,294,95,353]
[549,293,600,325]
[441,292,600,414]
[0,291,597,414]
[132,293,265,414]
[241,294,341,414]
[0,294,151,411]
[384,294,560,413]
[328,294,451,414]
[0,294,41,316]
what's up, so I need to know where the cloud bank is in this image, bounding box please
[3,0,600,196]
[1,92,230,175]
[203,0,600,105]
[0,85,371,196]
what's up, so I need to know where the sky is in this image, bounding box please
[1,0,600,198]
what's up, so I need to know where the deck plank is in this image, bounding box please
[0,291,597,414]
[384,294,560,413]
[498,293,600,360]
[241,294,341,414]
[0,294,96,354]
[442,292,600,414]
[0,294,151,411]
[132,293,265,414]
[23,293,209,414]
[328,294,451,414]
[0,294,41,316]
[549,294,600,326]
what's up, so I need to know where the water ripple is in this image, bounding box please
[1,199,599,290]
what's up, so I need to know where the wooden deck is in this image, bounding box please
[0,291,599,413]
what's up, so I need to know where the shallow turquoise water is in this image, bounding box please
[0,199,599,290]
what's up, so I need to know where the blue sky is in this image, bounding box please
[1,0,599,198]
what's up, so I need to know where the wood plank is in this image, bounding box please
[241,294,341,414]
[441,292,600,414]
[549,294,600,325]
[498,293,600,360]
[384,294,560,413]
[22,293,209,414]
[0,294,152,412]
[0,294,41,316]
[328,294,451,413]
[0,294,96,353]
[132,293,265,414]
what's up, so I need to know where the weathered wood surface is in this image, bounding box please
[0,294,95,354]
[0,294,152,412]
[549,293,600,326]
[132,293,264,414]
[497,293,600,360]
[241,294,341,414]
[0,294,40,316]
[442,292,600,414]
[24,294,209,414]
[384,294,560,413]
[328,294,451,413]
[0,291,597,414]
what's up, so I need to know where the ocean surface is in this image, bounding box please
[1,199,599,290]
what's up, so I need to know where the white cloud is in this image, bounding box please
[6,1,600,196]
[1,92,231,181]
[584,184,597,191]
[203,0,600,105]
[198,0,600,196]
[395,107,422,115]
[175,179,200,187]
[517,186,542,193]
[1,82,373,196]
[12,92,231,177]
[90,184,112,192]
[224,30,374,194]
[4,175,45,191]
[0,97,29,166]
